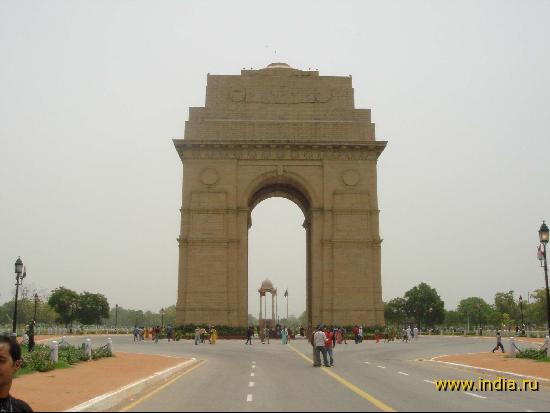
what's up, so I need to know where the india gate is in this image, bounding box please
[174,63,386,327]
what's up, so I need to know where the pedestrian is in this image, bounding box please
[352,325,359,344]
[492,331,505,353]
[406,326,412,342]
[332,327,338,347]
[358,326,363,343]
[324,328,334,366]
[166,325,174,342]
[413,326,419,341]
[0,335,33,412]
[312,325,330,367]
[154,326,160,343]
[336,328,343,345]
[133,326,139,342]
[245,326,253,345]
[210,327,218,344]
[264,327,270,344]
[194,327,201,345]
[281,327,287,345]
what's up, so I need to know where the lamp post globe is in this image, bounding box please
[15,257,23,275]
[539,221,549,244]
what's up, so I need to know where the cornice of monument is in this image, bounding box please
[173,139,386,162]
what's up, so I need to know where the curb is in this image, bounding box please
[64,358,198,412]
[427,358,550,385]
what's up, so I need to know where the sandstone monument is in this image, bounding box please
[174,63,386,327]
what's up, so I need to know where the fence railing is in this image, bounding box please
[0,324,131,336]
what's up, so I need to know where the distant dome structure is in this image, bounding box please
[266,62,292,69]
[260,278,274,291]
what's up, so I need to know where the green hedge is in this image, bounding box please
[19,342,113,376]
[516,349,550,362]
[176,325,247,337]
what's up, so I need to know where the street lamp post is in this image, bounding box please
[519,295,524,329]
[161,308,164,328]
[538,221,550,336]
[12,257,26,335]
[33,293,39,322]
[477,302,482,336]
[115,304,119,328]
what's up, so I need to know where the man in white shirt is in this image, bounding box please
[312,325,330,367]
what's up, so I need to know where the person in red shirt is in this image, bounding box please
[324,328,334,366]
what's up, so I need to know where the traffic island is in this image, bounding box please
[11,352,194,412]
[431,352,550,384]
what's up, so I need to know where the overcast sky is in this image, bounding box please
[1,1,549,318]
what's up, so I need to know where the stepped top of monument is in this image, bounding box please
[182,64,377,142]
[265,62,291,68]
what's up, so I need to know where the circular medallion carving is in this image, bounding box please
[200,168,219,186]
[342,169,360,186]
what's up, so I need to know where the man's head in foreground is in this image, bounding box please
[0,335,22,396]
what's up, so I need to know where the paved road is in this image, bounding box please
[73,335,550,412]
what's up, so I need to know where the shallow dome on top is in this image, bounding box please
[260,278,275,290]
[266,62,292,69]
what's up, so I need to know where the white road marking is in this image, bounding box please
[377,366,386,369]
[249,382,255,387]
[424,380,436,384]
[364,361,370,364]
[464,392,486,399]
[398,372,409,376]
[246,394,253,402]
[250,373,255,377]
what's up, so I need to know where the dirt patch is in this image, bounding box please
[11,352,188,412]
[434,352,550,381]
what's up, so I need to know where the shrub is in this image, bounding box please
[91,345,112,360]
[516,349,550,362]
[59,345,88,364]
[21,345,55,372]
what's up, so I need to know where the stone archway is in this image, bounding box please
[247,179,313,327]
[174,63,387,327]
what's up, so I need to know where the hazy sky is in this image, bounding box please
[1,1,549,318]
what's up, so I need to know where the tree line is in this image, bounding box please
[0,285,175,328]
[385,282,548,330]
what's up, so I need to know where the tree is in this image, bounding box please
[443,310,462,328]
[48,287,80,327]
[248,314,258,326]
[76,292,110,325]
[457,297,492,330]
[403,283,445,328]
[524,288,548,326]
[384,298,407,326]
[494,291,520,324]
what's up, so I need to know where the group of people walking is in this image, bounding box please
[194,326,218,345]
[133,325,175,343]
[244,325,294,345]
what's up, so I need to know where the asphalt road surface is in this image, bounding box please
[73,335,550,412]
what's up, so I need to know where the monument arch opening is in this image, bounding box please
[247,196,308,328]
[174,63,386,327]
